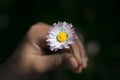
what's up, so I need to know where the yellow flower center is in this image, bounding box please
[57,32,67,42]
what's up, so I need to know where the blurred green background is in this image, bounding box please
[0,0,119,80]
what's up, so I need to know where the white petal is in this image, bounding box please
[56,43,62,48]
[51,28,60,35]
[47,34,55,38]
[64,45,69,49]
[46,38,57,42]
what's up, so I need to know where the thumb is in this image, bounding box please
[32,53,78,73]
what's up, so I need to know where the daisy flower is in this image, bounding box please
[46,22,77,51]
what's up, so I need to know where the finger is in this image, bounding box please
[31,53,78,73]
[73,66,83,73]
[70,43,83,65]
[75,35,88,68]
[70,41,83,73]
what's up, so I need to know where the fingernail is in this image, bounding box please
[82,58,87,68]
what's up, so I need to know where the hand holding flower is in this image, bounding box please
[0,22,88,80]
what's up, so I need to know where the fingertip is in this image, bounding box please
[64,53,84,73]
[82,60,88,69]
[64,53,79,70]
[73,67,83,73]
[82,57,88,69]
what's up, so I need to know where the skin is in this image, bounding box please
[0,23,88,80]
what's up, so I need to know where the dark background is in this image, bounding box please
[0,0,119,80]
